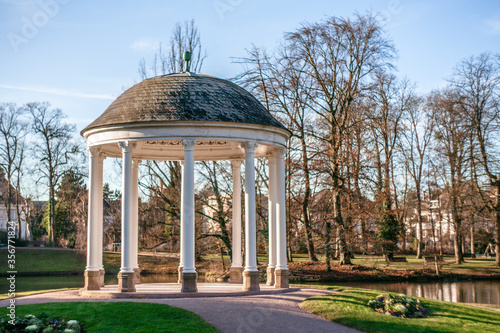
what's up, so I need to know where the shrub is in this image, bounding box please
[367,293,430,318]
[0,313,83,332]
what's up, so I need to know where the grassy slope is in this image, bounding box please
[0,248,121,274]
[0,248,86,273]
[0,302,217,333]
[301,286,500,333]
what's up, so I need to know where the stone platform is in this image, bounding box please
[79,282,296,299]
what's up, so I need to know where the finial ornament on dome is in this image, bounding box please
[183,51,192,72]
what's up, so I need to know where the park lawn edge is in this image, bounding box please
[300,285,500,333]
[0,288,79,300]
[0,301,217,333]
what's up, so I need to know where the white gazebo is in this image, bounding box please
[81,67,290,293]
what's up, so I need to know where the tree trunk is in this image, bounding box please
[15,192,23,240]
[7,186,13,239]
[334,187,351,265]
[470,222,475,257]
[495,181,500,267]
[325,220,331,272]
[330,137,351,265]
[461,234,466,255]
[303,207,317,261]
[301,140,317,262]
[416,187,423,259]
[360,219,367,254]
[453,231,463,264]
[49,176,56,246]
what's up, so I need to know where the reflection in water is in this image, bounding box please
[335,280,500,305]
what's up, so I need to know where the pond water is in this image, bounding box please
[3,275,499,305]
[334,280,500,305]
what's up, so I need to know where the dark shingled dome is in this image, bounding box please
[82,73,286,134]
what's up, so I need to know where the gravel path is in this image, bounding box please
[1,288,362,333]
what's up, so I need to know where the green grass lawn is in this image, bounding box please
[301,286,500,333]
[0,302,217,333]
[0,248,121,274]
[0,248,87,273]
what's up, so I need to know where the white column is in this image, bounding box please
[86,147,102,272]
[276,148,288,270]
[97,154,104,263]
[244,142,258,272]
[231,160,243,268]
[268,153,277,270]
[132,159,141,270]
[179,161,185,269]
[119,141,134,274]
[182,140,196,274]
[97,153,105,286]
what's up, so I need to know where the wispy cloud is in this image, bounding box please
[485,14,500,34]
[130,38,159,52]
[0,84,115,100]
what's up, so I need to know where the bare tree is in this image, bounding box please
[139,19,207,79]
[197,161,233,259]
[236,45,319,261]
[366,73,408,260]
[13,139,27,240]
[428,89,469,264]
[26,102,77,246]
[286,13,396,265]
[0,103,27,239]
[451,53,500,266]
[400,93,433,258]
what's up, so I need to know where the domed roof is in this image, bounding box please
[82,72,286,135]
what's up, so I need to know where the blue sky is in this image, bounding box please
[1,0,499,197]
[1,0,499,132]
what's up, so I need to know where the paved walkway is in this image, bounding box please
[78,282,295,298]
[1,285,362,333]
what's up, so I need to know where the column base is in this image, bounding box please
[118,271,136,292]
[83,270,100,291]
[181,272,197,292]
[99,268,105,287]
[133,267,141,284]
[242,270,260,291]
[229,266,244,284]
[275,269,289,289]
[266,267,275,286]
[177,266,183,284]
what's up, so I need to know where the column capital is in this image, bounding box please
[242,141,258,150]
[274,147,286,156]
[267,152,277,163]
[87,146,102,157]
[182,139,197,148]
[118,141,135,152]
[231,159,243,168]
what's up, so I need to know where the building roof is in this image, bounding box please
[81,72,286,135]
